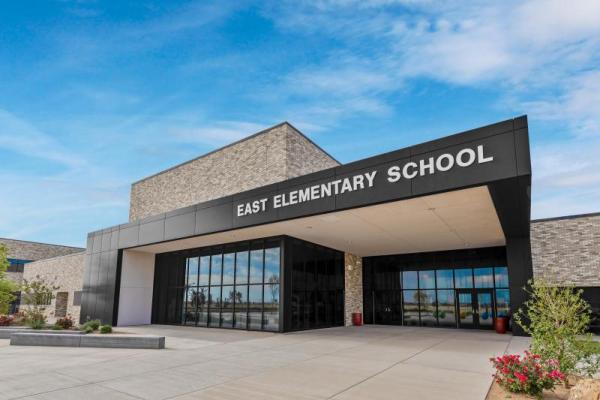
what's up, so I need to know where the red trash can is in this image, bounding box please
[352,312,363,326]
[494,316,508,334]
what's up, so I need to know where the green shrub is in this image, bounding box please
[28,316,45,329]
[87,319,101,330]
[55,315,74,329]
[100,325,112,334]
[82,326,94,334]
[51,324,63,330]
[80,318,101,332]
[515,279,600,378]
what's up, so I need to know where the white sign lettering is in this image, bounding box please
[236,144,494,217]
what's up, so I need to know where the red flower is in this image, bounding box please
[514,372,528,383]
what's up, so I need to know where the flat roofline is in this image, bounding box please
[131,121,340,186]
[88,115,531,238]
[531,211,600,223]
[0,237,84,250]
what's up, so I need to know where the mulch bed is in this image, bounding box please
[486,381,570,400]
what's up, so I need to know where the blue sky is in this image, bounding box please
[0,1,599,247]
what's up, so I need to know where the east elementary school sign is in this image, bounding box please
[236,144,494,217]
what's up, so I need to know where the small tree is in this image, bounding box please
[0,244,18,314]
[514,279,599,380]
[20,275,59,329]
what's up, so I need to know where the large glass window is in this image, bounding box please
[199,256,210,285]
[474,268,494,288]
[436,269,454,289]
[454,269,473,288]
[222,252,235,285]
[419,290,437,326]
[495,267,509,288]
[186,257,199,287]
[180,240,281,332]
[249,249,263,283]
[437,290,456,326]
[403,290,419,326]
[221,286,234,328]
[248,285,263,330]
[402,271,418,289]
[210,254,222,286]
[376,263,510,330]
[419,270,436,289]
[235,250,249,284]
[234,285,248,329]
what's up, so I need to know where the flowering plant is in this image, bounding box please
[490,351,565,398]
[0,314,13,326]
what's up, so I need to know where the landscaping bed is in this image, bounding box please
[487,380,569,399]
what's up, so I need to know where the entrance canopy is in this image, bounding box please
[133,185,503,257]
[81,116,532,326]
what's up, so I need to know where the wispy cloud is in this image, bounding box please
[0,109,86,168]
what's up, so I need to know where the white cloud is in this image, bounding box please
[170,121,270,146]
[0,109,86,168]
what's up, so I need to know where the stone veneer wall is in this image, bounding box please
[531,213,600,287]
[129,123,339,221]
[344,253,363,326]
[20,252,86,324]
[0,238,84,286]
[0,238,83,261]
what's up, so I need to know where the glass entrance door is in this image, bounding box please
[457,289,495,329]
[457,290,474,328]
[373,290,402,325]
[476,290,494,329]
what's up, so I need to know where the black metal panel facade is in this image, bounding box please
[283,237,344,332]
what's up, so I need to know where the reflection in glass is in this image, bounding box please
[235,250,249,284]
[402,271,418,289]
[436,269,454,289]
[403,290,419,325]
[419,290,437,326]
[248,285,263,329]
[222,252,235,285]
[496,289,510,317]
[221,285,234,328]
[263,284,279,331]
[234,285,248,329]
[458,292,474,326]
[495,267,509,288]
[199,256,210,285]
[249,249,263,284]
[419,270,435,289]
[264,247,280,285]
[209,286,221,327]
[474,268,494,288]
[455,269,473,288]
[437,290,456,326]
[197,287,208,326]
[210,254,222,286]
[477,292,493,326]
[184,287,196,325]
[186,257,199,287]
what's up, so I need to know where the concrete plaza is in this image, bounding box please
[0,325,529,400]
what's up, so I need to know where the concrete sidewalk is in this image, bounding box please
[0,325,530,400]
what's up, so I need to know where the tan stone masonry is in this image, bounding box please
[344,253,363,326]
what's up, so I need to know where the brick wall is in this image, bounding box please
[20,252,86,324]
[531,213,600,287]
[129,122,339,221]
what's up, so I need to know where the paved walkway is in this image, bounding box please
[0,325,530,400]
